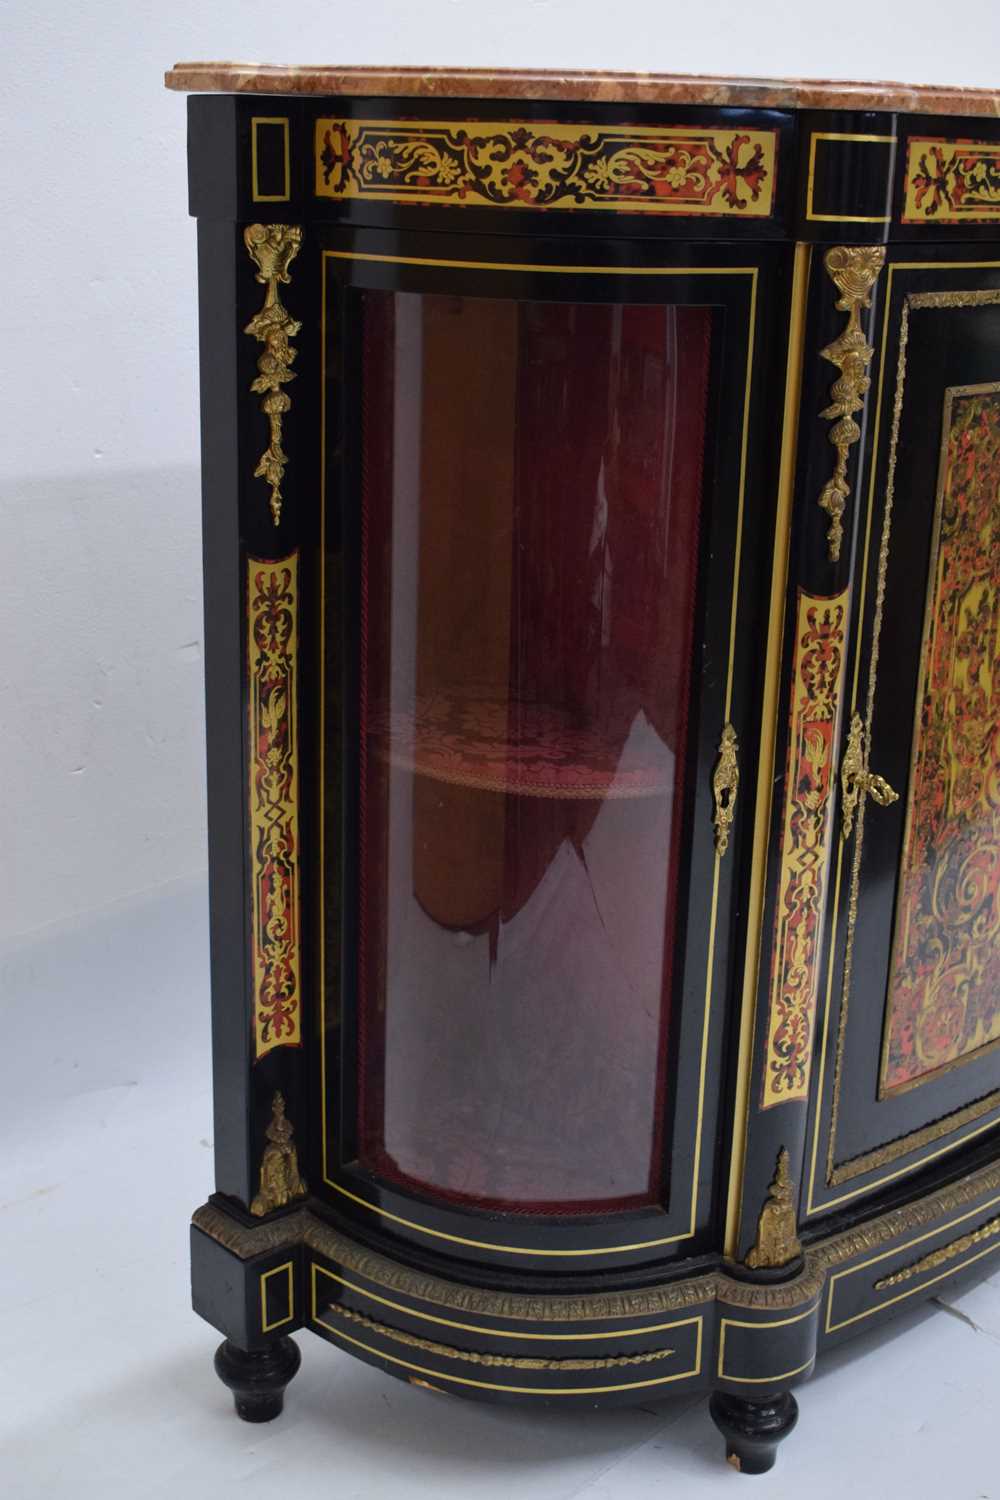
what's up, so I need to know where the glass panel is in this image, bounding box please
[355,290,713,1212]
[882,384,1000,1093]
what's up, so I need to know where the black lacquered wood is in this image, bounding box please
[710,1390,799,1474]
[179,84,1000,1470]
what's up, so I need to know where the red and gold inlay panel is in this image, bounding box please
[882,386,1000,1092]
[314,118,777,217]
[248,555,301,1059]
[902,138,1000,223]
[762,588,850,1109]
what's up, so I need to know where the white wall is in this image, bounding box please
[4,0,998,943]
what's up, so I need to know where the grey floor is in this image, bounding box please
[2,876,998,1498]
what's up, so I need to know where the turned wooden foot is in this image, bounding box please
[214,1337,301,1423]
[709,1390,798,1474]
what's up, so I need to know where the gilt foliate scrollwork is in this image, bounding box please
[244,223,302,526]
[816,246,886,562]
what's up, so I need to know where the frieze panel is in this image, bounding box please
[315,118,778,217]
[902,138,1000,223]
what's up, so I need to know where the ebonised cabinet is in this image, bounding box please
[167,63,1000,1473]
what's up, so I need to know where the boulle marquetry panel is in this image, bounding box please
[169,63,1000,1474]
[881,383,1000,1095]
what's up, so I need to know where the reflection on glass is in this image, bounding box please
[355,291,712,1212]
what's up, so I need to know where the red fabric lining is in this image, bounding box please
[355,293,711,1215]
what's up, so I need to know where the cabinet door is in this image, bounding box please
[317,227,790,1270]
[806,250,1000,1220]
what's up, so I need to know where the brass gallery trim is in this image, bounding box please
[312,1267,680,1370]
[315,117,778,218]
[192,1157,1000,1322]
[875,1214,1000,1290]
[259,1259,295,1333]
[816,245,886,562]
[826,1188,1000,1334]
[250,116,291,203]
[319,1268,699,1343]
[745,1149,802,1270]
[717,1306,817,1384]
[194,1202,716,1320]
[712,722,739,857]
[319,253,759,1257]
[244,223,302,526]
[806,265,1000,1218]
[804,132,897,224]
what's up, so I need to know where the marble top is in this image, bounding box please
[164,63,1000,118]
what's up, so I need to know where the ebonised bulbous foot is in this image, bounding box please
[709,1389,799,1474]
[214,1337,301,1423]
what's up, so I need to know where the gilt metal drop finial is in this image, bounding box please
[745,1148,802,1270]
[250,1092,307,1216]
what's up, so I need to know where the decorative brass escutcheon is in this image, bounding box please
[840,711,899,840]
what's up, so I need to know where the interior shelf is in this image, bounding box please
[368,692,674,800]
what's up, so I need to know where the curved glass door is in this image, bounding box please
[354,289,714,1214]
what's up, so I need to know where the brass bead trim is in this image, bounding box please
[318,1268,692,1343]
[874,1215,1000,1290]
[314,1292,678,1371]
[826,1187,1000,1333]
[311,1266,704,1396]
